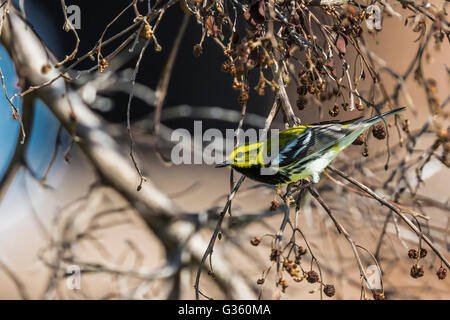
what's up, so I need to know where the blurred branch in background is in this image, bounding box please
[0,5,255,299]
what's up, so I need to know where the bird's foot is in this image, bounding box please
[281,184,296,205]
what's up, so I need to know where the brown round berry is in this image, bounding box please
[323,284,335,297]
[298,246,307,256]
[355,102,365,111]
[306,270,319,283]
[352,133,365,145]
[288,265,300,277]
[410,264,424,279]
[436,267,447,280]
[408,249,418,259]
[221,60,233,73]
[296,97,307,110]
[420,248,427,258]
[270,200,279,211]
[373,290,386,300]
[372,124,386,140]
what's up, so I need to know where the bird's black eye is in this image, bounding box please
[236,152,244,158]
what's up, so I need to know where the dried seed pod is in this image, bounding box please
[355,102,365,111]
[193,44,203,57]
[155,44,163,52]
[329,104,340,117]
[410,264,424,278]
[270,249,280,261]
[420,248,427,258]
[140,22,153,39]
[221,60,233,73]
[298,246,307,256]
[99,58,109,73]
[306,270,319,283]
[372,124,386,140]
[251,237,261,246]
[373,290,386,300]
[408,249,418,259]
[426,78,438,94]
[289,266,300,277]
[436,267,447,280]
[318,81,326,93]
[283,258,293,267]
[362,150,369,157]
[296,97,307,110]
[323,284,335,297]
[270,200,279,211]
[238,90,249,106]
[257,278,265,285]
[352,133,365,145]
[402,119,410,134]
[63,21,70,32]
[232,78,241,90]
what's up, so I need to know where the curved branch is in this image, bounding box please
[328,165,450,269]
[0,94,34,203]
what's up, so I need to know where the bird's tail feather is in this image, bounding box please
[357,107,406,126]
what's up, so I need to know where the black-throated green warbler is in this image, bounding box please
[216,107,405,185]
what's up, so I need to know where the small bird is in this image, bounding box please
[216,107,405,185]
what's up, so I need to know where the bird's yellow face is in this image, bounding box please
[230,143,260,167]
[216,142,261,168]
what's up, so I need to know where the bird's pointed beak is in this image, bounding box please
[215,160,233,168]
